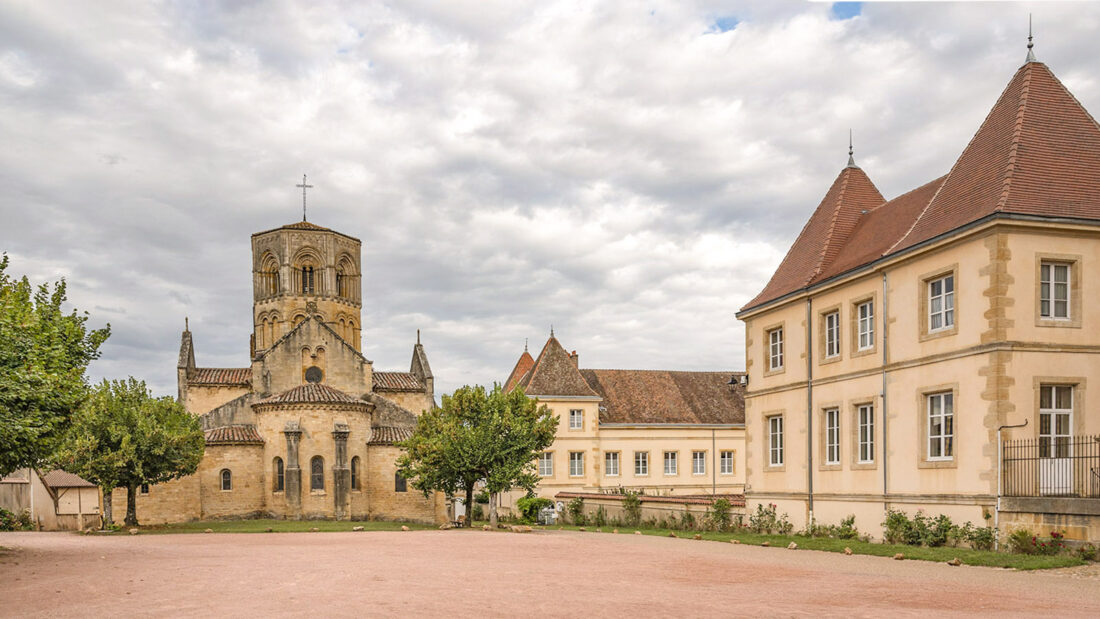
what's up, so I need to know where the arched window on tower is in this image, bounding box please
[336,256,357,302]
[351,456,360,491]
[301,265,315,295]
[260,254,280,298]
[273,457,284,492]
[310,456,324,491]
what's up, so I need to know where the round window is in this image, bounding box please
[304,366,323,383]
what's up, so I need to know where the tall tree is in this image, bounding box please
[396,384,556,527]
[0,254,110,476]
[54,378,204,526]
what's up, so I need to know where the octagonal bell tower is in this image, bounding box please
[250,220,362,356]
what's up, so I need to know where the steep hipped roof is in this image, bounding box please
[190,367,252,386]
[254,383,365,407]
[579,369,745,425]
[204,425,265,445]
[373,371,424,392]
[503,351,535,392]
[742,60,1100,314]
[515,336,598,398]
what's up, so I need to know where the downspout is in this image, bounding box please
[995,419,1029,551]
[882,272,889,512]
[806,298,814,522]
[712,428,717,495]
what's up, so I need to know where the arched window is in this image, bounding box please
[300,265,315,294]
[394,472,407,493]
[310,456,324,491]
[220,469,232,491]
[260,254,280,298]
[273,457,284,492]
[351,456,360,490]
[336,255,356,301]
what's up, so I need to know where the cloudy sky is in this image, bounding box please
[2,0,1099,397]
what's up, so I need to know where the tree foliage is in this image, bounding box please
[53,378,204,526]
[0,254,110,476]
[396,384,557,526]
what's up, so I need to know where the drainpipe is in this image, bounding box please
[882,272,889,512]
[806,298,814,523]
[995,419,1029,551]
[712,428,717,495]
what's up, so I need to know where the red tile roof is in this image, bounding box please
[514,337,599,398]
[204,425,264,445]
[254,383,366,406]
[41,470,95,488]
[503,351,535,393]
[579,369,744,425]
[368,425,413,445]
[373,372,424,392]
[190,367,252,386]
[742,61,1100,313]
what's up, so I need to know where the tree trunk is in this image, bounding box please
[124,484,139,527]
[464,484,474,528]
[102,489,113,528]
[488,492,499,528]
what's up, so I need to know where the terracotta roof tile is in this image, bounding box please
[190,367,252,386]
[204,425,264,445]
[579,369,745,425]
[368,425,413,445]
[503,351,535,392]
[514,337,599,398]
[41,469,95,488]
[373,372,424,392]
[255,383,364,406]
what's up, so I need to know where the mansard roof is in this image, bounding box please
[514,336,598,398]
[190,367,252,386]
[254,383,369,408]
[204,425,264,445]
[579,369,745,425]
[373,371,424,392]
[741,59,1100,314]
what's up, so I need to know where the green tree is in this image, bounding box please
[0,254,110,476]
[397,384,556,527]
[54,378,204,526]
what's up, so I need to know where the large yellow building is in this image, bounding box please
[738,49,1100,541]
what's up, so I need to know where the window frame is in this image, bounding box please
[394,472,407,493]
[857,403,875,465]
[634,451,649,476]
[767,326,785,373]
[928,273,955,333]
[538,451,553,477]
[1039,384,1074,459]
[569,451,584,478]
[719,450,734,475]
[568,409,584,431]
[692,450,706,476]
[604,451,620,477]
[310,456,325,492]
[273,457,285,493]
[663,451,678,476]
[1040,261,1071,321]
[823,407,841,467]
[857,300,874,351]
[822,309,841,361]
[220,468,232,492]
[926,392,954,462]
[1036,255,1082,328]
[767,414,784,468]
[350,456,361,491]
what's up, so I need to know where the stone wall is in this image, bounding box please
[187,384,250,416]
[111,474,201,525]
[365,445,446,524]
[199,445,267,519]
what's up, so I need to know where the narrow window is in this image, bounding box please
[768,328,784,370]
[351,456,361,491]
[824,408,840,465]
[824,311,840,358]
[274,457,285,492]
[663,451,678,475]
[569,409,583,430]
[857,301,874,350]
[310,456,324,491]
[1040,262,1071,320]
[336,268,345,299]
[220,469,232,491]
[928,274,955,332]
[768,416,784,466]
[857,405,874,464]
[1039,385,1073,459]
[604,452,620,477]
[927,393,954,460]
[140,484,150,495]
[569,452,584,477]
[538,452,553,477]
[301,266,316,294]
[394,472,407,493]
[720,451,734,475]
[692,451,706,475]
[634,451,649,476]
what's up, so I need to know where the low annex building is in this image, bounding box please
[120,217,445,524]
[501,334,745,515]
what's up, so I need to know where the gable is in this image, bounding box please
[253,316,372,398]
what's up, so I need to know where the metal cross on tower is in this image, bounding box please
[296,174,314,221]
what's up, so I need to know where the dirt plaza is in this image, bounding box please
[3,529,1100,617]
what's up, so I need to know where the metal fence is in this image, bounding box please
[1002,435,1100,498]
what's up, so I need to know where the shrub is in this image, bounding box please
[882,509,911,544]
[567,497,586,526]
[475,491,490,505]
[1078,543,1097,562]
[594,506,608,527]
[1007,528,1035,554]
[0,508,32,532]
[679,510,696,530]
[622,491,642,527]
[748,503,793,534]
[707,498,733,532]
[516,496,553,524]
[471,503,485,521]
[1007,528,1066,555]
[836,515,858,539]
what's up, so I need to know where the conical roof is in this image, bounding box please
[503,350,535,393]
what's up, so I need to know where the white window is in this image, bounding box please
[1040,262,1071,320]
[824,408,840,465]
[692,451,706,475]
[569,452,584,477]
[927,392,954,460]
[768,416,784,466]
[928,274,955,332]
[857,301,874,350]
[569,409,583,430]
[605,452,620,477]
[768,328,784,370]
[634,451,649,476]
[857,404,874,464]
[720,450,734,475]
[824,311,840,358]
[538,452,553,477]
[663,451,678,475]
[1040,385,1073,458]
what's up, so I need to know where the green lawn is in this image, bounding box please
[110,519,436,534]
[542,524,1086,570]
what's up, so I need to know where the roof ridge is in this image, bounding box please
[996,63,1033,212]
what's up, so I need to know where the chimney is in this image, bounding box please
[570,351,578,367]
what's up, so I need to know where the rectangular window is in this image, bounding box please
[928,274,955,332]
[1039,385,1073,458]
[857,301,874,350]
[720,451,734,475]
[692,451,706,475]
[140,484,150,495]
[857,404,874,464]
[927,392,954,460]
[634,451,649,476]
[538,452,553,477]
[824,311,840,358]
[605,452,620,477]
[569,452,584,477]
[394,473,407,493]
[569,409,583,430]
[1040,262,1071,320]
[824,408,840,465]
[768,416,784,466]
[768,328,784,370]
[663,451,678,475]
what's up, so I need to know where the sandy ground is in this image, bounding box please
[3,530,1100,618]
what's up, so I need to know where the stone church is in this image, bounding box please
[122,219,446,524]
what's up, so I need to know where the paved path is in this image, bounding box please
[3,530,1100,617]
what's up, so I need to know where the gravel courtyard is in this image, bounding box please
[3,529,1100,617]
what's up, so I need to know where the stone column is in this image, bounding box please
[332,423,350,520]
[284,422,303,519]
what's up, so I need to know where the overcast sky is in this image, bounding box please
[3,1,1099,397]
